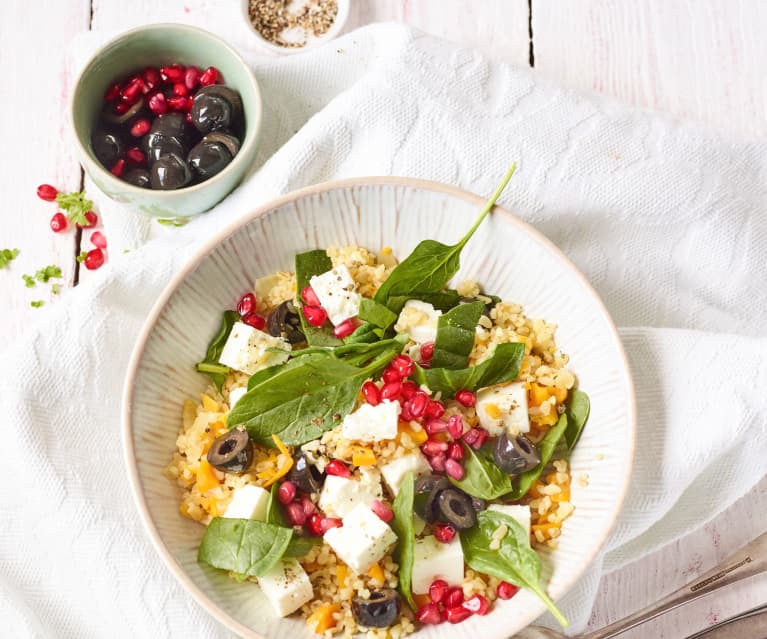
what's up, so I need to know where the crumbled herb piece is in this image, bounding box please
[34,265,62,283]
[76,252,87,263]
[156,217,189,227]
[30,300,44,308]
[55,191,94,226]
[22,274,36,288]
[0,248,20,269]
[51,283,61,295]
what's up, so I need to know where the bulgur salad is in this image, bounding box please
[165,166,591,636]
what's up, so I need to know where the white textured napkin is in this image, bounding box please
[2,24,766,638]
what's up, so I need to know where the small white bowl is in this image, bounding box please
[240,0,350,55]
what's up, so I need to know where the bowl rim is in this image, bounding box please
[122,176,637,638]
[69,22,263,199]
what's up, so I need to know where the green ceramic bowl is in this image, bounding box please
[71,24,262,218]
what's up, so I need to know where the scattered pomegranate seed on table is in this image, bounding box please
[77,211,98,229]
[49,212,67,233]
[277,481,296,504]
[237,292,256,316]
[325,459,350,478]
[361,381,381,406]
[36,184,58,201]
[302,305,327,327]
[90,232,107,249]
[242,313,265,330]
[434,523,457,544]
[84,248,105,271]
[496,581,519,600]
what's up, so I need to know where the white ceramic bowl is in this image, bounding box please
[123,178,636,639]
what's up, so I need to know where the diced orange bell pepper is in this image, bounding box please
[352,446,377,467]
[398,421,428,446]
[196,459,220,493]
[528,480,546,499]
[367,562,385,584]
[413,593,431,609]
[201,393,220,412]
[306,603,340,634]
[528,383,550,407]
[261,435,295,488]
[336,564,348,589]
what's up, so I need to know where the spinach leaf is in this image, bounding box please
[228,339,404,446]
[374,164,516,312]
[283,535,323,558]
[461,510,568,628]
[387,289,462,313]
[344,322,384,344]
[195,311,240,389]
[507,413,569,500]
[197,518,292,578]
[391,472,416,610]
[295,250,342,347]
[358,297,398,331]
[449,443,513,499]
[266,484,289,527]
[431,301,484,369]
[564,389,590,450]
[412,342,525,398]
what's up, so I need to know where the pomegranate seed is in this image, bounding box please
[325,459,350,478]
[285,502,306,526]
[370,500,394,523]
[300,496,317,516]
[143,66,161,89]
[90,231,107,249]
[400,402,414,422]
[242,313,266,330]
[172,82,189,97]
[110,159,125,177]
[36,184,58,201]
[425,400,445,419]
[130,118,151,137]
[428,579,449,604]
[300,286,321,306]
[333,318,357,339]
[471,428,489,450]
[121,79,143,101]
[400,381,419,399]
[422,439,448,456]
[382,366,400,383]
[148,92,168,115]
[455,390,476,407]
[77,211,98,229]
[448,441,464,461]
[307,513,324,536]
[362,381,381,406]
[167,95,188,111]
[103,83,121,102]
[425,419,447,435]
[84,248,105,271]
[463,594,490,615]
[408,392,429,418]
[113,101,130,115]
[391,354,414,378]
[462,427,480,446]
[447,415,464,439]
[184,65,201,90]
[445,587,464,607]
[416,603,443,625]
[125,147,146,165]
[160,65,185,83]
[420,342,435,361]
[186,112,194,124]
[237,292,256,316]
[49,212,67,232]
[302,305,327,327]
[380,381,402,401]
[434,523,457,544]
[496,581,519,600]
[319,517,342,533]
[445,606,472,624]
[277,481,296,504]
[445,458,465,481]
[200,66,220,86]
[429,454,447,472]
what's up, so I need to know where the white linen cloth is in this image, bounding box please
[2,24,766,638]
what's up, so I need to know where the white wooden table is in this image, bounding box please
[2,1,765,636]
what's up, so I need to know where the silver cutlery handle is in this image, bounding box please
[584,529,767,639]
[684,602,767,638]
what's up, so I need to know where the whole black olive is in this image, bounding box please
[437,488,476,530]
[150,153,192,190]
[266,300,306,344]
[190,85,243,133]
[413,475,450,524]
[187,140,233,181]
[147,112,190,141]
[123,168,151,188]
[144,135,187,163]
[493,432,540,475]
[203,131,241,158]
[286,453,324,493]
[207,428,253,473]
[91,128,124,168]
[143,114,191,161]
[351,589,401,628]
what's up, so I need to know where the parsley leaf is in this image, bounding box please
[51,283,61,295]
[0,248,20,269]
[55,191,93,226]
[34,265,62,283]
[76,252,87,263]
[30,300,44,308]
[22,274,36,288]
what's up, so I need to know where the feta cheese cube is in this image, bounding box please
[257,559,313,617]
[341,399,400,442]
[309,265,361,326]
[411,535,464,594]
[488,504,532,537]
[218,322,291,376]
[228,386,247,409]
[223,485,270,520]
[324,504,398,573]
[380,452,431,497]
[319,469,383,518]
[394,300,442,344]
[476,382,530,436]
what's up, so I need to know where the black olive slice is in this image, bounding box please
[150,153,192,190]
[413,475,450,524]
[493,433,540,475]
[286,453,324,493]
[123,168,151,188]
[437,488,476,530]
[266,300,306,344]
[351,589,401,628]
[187,140,233,181]
[207,428,253,473]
